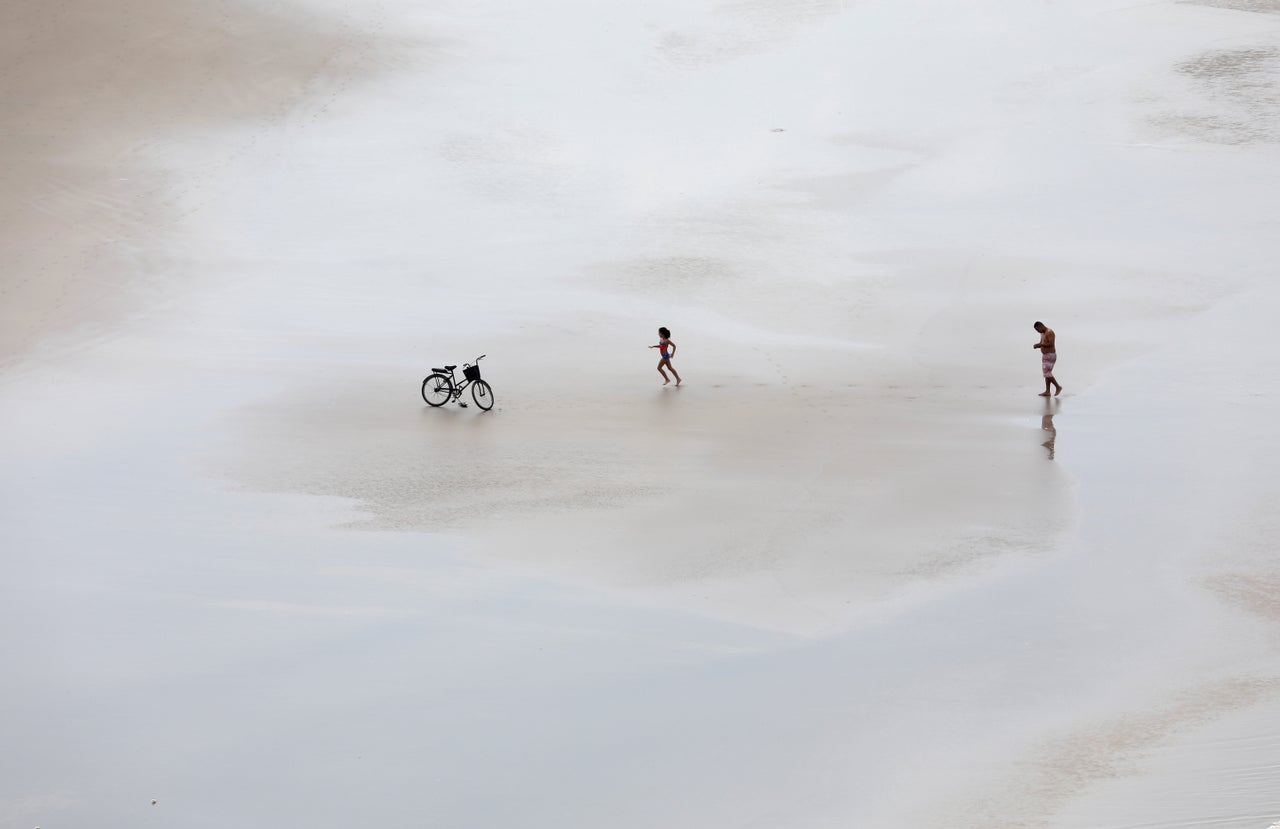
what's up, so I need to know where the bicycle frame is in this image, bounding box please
[439,373,474,400]
[425,355,487,405]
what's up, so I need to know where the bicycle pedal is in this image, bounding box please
[458,402,468,407]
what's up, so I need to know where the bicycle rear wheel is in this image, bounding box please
[422,374,452,407]
[471,380,494,411]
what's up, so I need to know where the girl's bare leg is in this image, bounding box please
[658,361,670,385]
[669,362,682,385]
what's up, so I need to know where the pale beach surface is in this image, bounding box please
[2,0,1279,826]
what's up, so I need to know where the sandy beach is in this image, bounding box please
[2,0,1279,826]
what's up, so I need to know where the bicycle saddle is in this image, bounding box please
[431,365,457,373]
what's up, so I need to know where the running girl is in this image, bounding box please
[649,327,681,386]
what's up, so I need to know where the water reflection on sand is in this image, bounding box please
[1041,398,1059,460]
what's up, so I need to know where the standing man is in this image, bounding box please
[1033,321,1062,397]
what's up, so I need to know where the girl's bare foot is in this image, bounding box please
[1038,391,1051,397]
[676,379,682,386]
[662,379,670,385]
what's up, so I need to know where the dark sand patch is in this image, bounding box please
[1207,572,1280,622]
[1182,0,1280,12]
[1152,46,1280,144]
[948,676,1280,827]
[0,0,416,364]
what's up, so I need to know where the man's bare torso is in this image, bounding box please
[1038,327,1056,354]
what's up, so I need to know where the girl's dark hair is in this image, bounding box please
[658,327,671,338]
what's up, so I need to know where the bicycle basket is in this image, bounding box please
[463,363,482,382]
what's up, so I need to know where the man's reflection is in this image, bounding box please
[1041,399,1058,460]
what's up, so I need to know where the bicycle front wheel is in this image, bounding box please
[422,374,452,407]
[471,380,495,411]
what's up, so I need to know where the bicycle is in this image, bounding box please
[422,355,495,411]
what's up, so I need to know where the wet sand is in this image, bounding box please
[0,0,408,364]
[2,0,1279,827]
